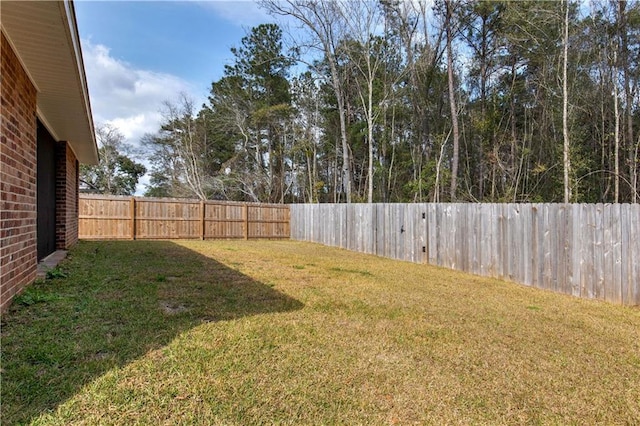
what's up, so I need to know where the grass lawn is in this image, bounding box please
[2,240,639,425]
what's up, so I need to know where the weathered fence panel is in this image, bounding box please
[290,203,640,306]
[79,195,289,240]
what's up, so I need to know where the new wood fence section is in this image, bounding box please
[290,203,640,306]
[79,195,290,240]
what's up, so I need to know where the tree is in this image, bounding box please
[144,94,234,200]
[613,0,640,202]
[290,71,325,202]
[144,95,214,200]
[382,0,447,202]
[80,124,146,195]
[340,2,398,202]
[208,24,294,202]
[261,0,354,202]
[459,1,504,200]
[442,0,461,200]
[141,1,640,204]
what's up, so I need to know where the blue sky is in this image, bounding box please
[75,1,273,144]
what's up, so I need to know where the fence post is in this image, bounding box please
[130,197,136,240]
[423,205,429,263]
[244,204,249,240]
[200,201,205,240]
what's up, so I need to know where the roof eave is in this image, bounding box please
[1,0,98,164]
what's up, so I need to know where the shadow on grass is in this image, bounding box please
[0,240,303,425]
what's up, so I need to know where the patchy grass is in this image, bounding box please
[2,240,639,425]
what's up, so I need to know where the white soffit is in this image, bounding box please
[1,0,98,164]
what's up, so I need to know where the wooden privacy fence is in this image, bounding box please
[79,195,290,240]
[290,203,640,306]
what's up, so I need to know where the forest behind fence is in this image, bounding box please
[290,203,640,306]
[79,195,290,240]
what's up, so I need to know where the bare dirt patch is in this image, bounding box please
[159,301,190,315]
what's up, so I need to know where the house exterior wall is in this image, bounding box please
[56,142,79,249]
[1,32,39,312]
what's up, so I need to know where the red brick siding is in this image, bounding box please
[1,33,38,312]
[56,142,79,249]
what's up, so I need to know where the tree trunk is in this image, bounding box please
[614,49,620,203]
[367,79,374,203]
[446,0,460,201]
[562,0,571,203]
[327,55,352,203]
[619,1,636,202]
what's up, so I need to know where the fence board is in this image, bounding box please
[569,204,580,297]
[631,204,640,305]
[478,204,489,276]
[611,204,623,304]
[620,205,630,305]
[603,204,614,302]
[580,204,594,299]
[525,205,535,286]
[594,204,605,300]
[532,204,543,289]
[408,204,422,263]
[444,204,454,268]
[498,204,507,280]
[460,204,469,272]
[417,203,425,263]
[389,204,398,260]
[426,204,436,264]
[290,203,639,306]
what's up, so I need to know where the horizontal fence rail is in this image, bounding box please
[79,195,290,240]
[290,203,640,306]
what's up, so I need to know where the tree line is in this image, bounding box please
[83,0,640,204]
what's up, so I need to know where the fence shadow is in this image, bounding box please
[0,240,303,425]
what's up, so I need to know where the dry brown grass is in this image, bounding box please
[3,240,639,425]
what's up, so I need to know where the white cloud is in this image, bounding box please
[107,113,161,141]
[82,39,195,145]
[82,40,200,194]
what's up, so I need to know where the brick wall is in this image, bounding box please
[1,33,38,312]
[56,142,79,249]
